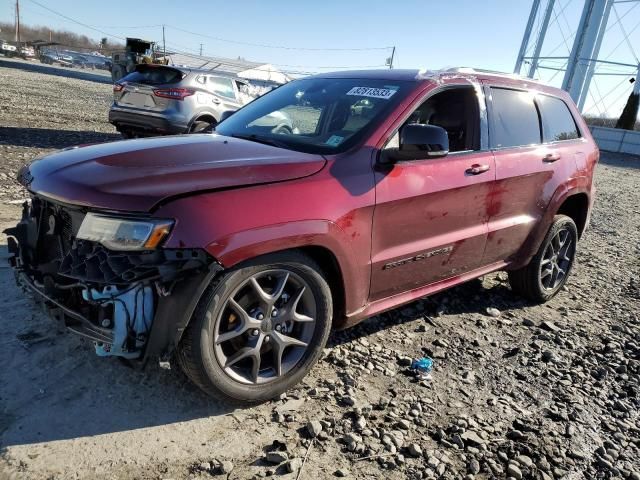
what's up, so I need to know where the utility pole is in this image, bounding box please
[527,0,556,79]
[514,0,541,74]
[199,43,203,56]
[162,24,166,58]
[562,0,613,107]
[388,46,395,69]
[15,0,21,46]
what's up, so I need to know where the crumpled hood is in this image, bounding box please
[19,134,326,212]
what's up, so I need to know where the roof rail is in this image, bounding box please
[444,67,542,82]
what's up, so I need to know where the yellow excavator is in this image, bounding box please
[111,38,168,82]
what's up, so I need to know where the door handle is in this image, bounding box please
[465,164,491,175]
[543,152,561,162]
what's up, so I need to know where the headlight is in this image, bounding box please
[77,213,174,251]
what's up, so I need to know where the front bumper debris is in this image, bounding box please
[4,194,220,361]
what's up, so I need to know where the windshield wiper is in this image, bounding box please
[230,133,289,149]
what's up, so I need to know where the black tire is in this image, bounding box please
[508,214,578,303]
[176,251,333,403]
[189,119,216,134]
[120,130,135,139]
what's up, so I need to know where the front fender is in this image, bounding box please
[205,219,368,316]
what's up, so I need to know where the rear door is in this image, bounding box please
[482,85,582,265]
[206,75,243,112]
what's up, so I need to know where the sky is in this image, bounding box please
[1,0,639,117]
[2,0,533,73]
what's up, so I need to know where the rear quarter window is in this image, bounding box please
[489,87,541,148]
[122,67,183,85]
[536,94,580,142]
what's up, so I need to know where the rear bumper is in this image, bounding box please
[109,108,188,135]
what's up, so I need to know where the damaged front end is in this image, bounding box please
[4,195,220,362]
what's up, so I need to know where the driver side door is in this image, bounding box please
[369,84,495,301]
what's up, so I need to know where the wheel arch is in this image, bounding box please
[189,112,218,126]
[509,184,592,270]
[289,245,346,327]
[205,245,347,329]
[205,220,367,325]
[555,192,589,238]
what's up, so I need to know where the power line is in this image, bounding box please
[24,0,125,41]
[166,24,393,52]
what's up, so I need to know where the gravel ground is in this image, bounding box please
[0,56,639,480]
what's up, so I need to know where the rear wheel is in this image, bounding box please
[508,214,578,303]
[119,129,135,139]
[176,251,332,403]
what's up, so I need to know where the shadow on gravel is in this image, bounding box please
[329,277,528,347]
[599,151,640,169]
[0,127,121,149]
[0,58,112,84]
[0,248,236,449]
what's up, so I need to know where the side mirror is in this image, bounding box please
[382,124,449,163]
[219,110,235,122]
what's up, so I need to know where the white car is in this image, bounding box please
[20,46,35,58]
[1,41,17,56]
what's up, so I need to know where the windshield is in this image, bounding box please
[215,77,412,154]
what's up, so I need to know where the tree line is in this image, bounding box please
[0,22,123,52]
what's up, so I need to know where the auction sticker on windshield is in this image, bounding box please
[346,86,397,99]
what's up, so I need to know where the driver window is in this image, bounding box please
[403,87,481,153]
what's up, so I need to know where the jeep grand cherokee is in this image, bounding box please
[5,68,598,402]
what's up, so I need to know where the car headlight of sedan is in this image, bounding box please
[77,213,174,251]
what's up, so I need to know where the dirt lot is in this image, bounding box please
[0,57,639,480]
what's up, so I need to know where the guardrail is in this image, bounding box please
[590,125,640,155]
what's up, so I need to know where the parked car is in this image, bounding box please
[5,68,598,403]
[1,40,17,57]
[39,49,72,67]
[20,45,36,58]
[109,64,262,137]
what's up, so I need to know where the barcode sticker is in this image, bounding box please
[346,86,397,99]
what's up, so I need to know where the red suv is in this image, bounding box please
[5,68,598,402]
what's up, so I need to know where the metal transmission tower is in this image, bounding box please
[514,0,640,115]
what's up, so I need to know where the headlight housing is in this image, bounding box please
[77,213,174,251]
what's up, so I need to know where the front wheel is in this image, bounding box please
[508,214,578,303]
[176,251,332,403]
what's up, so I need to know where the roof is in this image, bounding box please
[167,52,261,75]
[165,53,290,84]
[313,69,424,81]
[311,67,550,87]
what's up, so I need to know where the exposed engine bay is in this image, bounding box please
[4,195,214,361]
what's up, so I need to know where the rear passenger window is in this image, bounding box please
[490,88,541,148]
[208,76,236,100]
[536,95,580,142]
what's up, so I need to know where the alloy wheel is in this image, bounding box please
[539,227,575,291]
[213,269,316,384]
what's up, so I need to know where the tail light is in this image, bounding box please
[113,83,125,92]
[153,88,195,100]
